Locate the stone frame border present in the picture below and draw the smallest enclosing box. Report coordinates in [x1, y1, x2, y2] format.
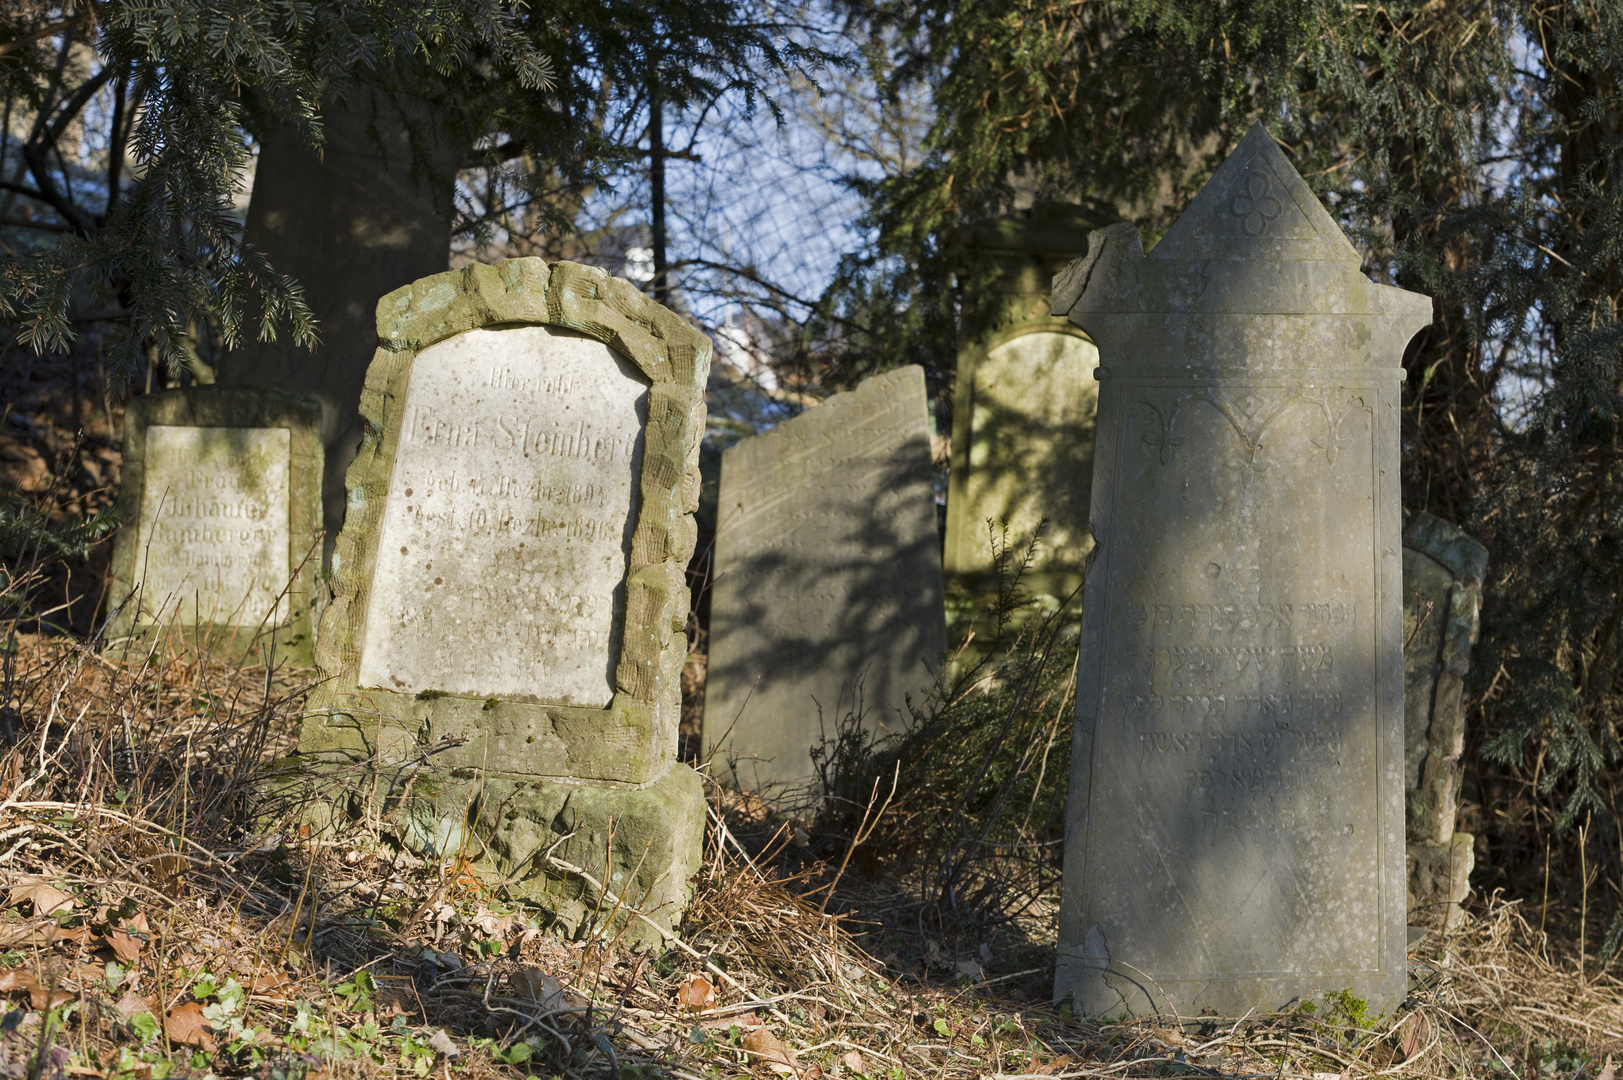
[304, 258, 710, 787]
[107, 386, 324, 663]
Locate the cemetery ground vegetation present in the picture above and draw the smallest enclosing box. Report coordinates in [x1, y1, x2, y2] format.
[0, 537, 1618, 1080]
[0, 477, 1619, 1077]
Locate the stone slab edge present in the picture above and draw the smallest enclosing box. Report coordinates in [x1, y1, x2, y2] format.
[1403, 512, 1486, 875]
[106, 386, 324, 663]
[301, 258, 711, 788]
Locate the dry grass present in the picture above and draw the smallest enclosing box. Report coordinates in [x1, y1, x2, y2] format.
[0, 628, 1613, 1080]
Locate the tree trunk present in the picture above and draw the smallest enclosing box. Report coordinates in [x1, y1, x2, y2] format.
[222, 90, 467, 560]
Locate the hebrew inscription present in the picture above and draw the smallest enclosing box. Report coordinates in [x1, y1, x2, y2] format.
[137, 425, 291, 626]
[358, 326, 647, 705]
[1089, 388, 1381, 978]
[1053, 123, 1431, 1018]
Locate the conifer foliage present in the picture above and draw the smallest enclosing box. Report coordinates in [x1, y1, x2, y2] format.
[0, 0, 826, 390]
[840, 0, 1623, 948]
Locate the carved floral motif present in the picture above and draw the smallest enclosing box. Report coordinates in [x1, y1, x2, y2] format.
[1230, 169, 1284, 237]
[1133, 386, 1370, 478]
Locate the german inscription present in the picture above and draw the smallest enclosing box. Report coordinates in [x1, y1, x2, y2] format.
[357, 326, 648, 705]
[138, 425, 291, 626]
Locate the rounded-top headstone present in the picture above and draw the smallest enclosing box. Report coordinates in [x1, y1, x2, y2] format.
[298, 258, 712, 941]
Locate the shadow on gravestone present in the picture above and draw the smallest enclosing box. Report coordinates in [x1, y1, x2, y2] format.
[1051, 122, 1433, 1019]
[943, 205, 1104, 634]
[1402, 512, 1487, 930]
[291, 259, 710, 943]
[106, 386, 324, 664]
[702, 366, 947, 810]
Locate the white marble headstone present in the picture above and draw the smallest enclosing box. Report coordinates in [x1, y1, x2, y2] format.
[138, 425, 291, 626]
[357, 326, 648, 706]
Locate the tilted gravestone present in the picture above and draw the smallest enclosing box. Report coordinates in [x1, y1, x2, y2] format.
[298, 259, 709, 939]
[1051, 123, 1432, 1018]
[1402, 512, 1487, 927]
[943, 206, 1102, 619]
[703, 367, 946, 799]
[108, 387, 323, 662]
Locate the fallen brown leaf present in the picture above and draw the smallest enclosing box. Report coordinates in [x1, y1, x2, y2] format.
[0, 922, 95, 948]
[742, 1027, 798, 1076]
[104, 912, 150, 965]
[467, 906, 513, 938]
[675, 972, 716, 1011]
[8, 877, 74, 917]
[30, 984, 71, 1009]
[103, 928, 138, 961]
[699, 1009, 761, 1031]
[1398, 1012, 1427, 1061]
[165, 1001, 216, 1052]
[839, 1049, 865, 1076]
[242, 970, 292, 994]
[0, 969, 36, 993]
[0, 968, 69, 1010]
[1599, 1054, 1616, 1080]
[511, 968, 587, 1013]
[114, 992, 157, 1019]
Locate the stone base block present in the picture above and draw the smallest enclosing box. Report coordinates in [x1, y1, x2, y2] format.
[1406, 832, 1474, 929]
[272, 759, 707, 948]
[394, 765, 707, 947]
[482, 766, 707, 944]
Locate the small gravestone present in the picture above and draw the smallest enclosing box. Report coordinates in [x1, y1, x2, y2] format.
[108, 387, 323, 662]
[1403, 512, 1486, 927]
[298, 259, 710, 939]
[1051, 123, 1432, 1018]
[943, 206, 1103, 619]
[703, 366, 946, 799]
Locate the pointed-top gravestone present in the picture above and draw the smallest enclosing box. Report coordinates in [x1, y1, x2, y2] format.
[1148, 125, 1361, 263]
[1051, 123, 1432, 1018]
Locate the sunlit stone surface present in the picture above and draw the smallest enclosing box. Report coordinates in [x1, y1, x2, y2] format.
[138, 425, 291, 626]
[357, 326, 647, 706]
[1052, 123, 1432, 1018]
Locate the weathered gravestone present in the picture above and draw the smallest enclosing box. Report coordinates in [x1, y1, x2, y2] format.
[1403, 512, 1486, 927]
[703, 367, 946, 799]
[943, 206, 1103, 618]
[1051, 123, 1433, 1017]
[298, 259, 709, 939]
[108, 387, 324, 662]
